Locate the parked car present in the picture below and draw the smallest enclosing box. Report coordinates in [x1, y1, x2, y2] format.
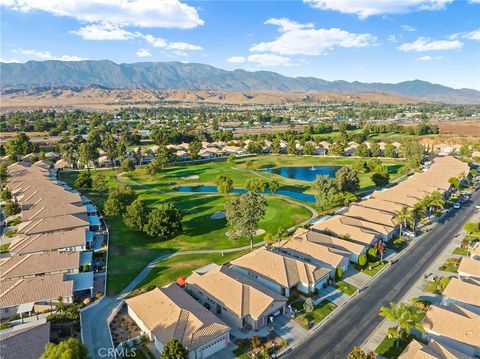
[404, 230, 416, 238]
[475, 204, 480, 209]
[453, 202, 461, 209]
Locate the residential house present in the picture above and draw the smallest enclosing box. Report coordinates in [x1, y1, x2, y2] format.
[421, 304, 480, 358]
[186, 265, 287, 331]
[126, 284, 230, 359]
[442, 278, 480, 314]
[17, 213, 93, 235]
[230, 248, 330, 297]
[399, 339, 471, 359]
[342, 206, 398, 240]
[0, 321, 51, 359]
[458, 257, 480, 280]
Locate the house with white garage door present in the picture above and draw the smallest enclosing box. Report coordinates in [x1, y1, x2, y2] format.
[126, 283, 230, 359]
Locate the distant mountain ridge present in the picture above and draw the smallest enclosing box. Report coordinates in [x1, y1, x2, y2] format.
[1, 60, 479, 104]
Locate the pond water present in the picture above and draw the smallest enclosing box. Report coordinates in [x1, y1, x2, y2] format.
[262, 165, 343, 182]
[173, 185, 316, 203]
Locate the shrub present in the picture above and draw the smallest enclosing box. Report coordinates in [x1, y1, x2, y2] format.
[367, 248, 378, 262]
[0, 188, 12, 201]
[336, 267, 344, 280]
[4, 230, 17, 238]
[92, 174, 108, 192]
[7, 217, 22, 227]
[303, 298, 314, 313]
[73, 171, 92, 189]
[358, 254, 367, 266]
[103, 185, 136, 216]
[3, 200, 21, 217]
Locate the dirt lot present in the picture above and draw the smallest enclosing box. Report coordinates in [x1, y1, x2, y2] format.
[436, 120, 480, 136]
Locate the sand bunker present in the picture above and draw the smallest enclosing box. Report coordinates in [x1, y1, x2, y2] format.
[181, 175, 199, 180]
[225, 229, 265, 237]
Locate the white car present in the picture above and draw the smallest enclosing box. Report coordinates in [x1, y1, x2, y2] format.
[475, 204, 480, 209]
[404, 230, 416, 238]
[453, 202, 461, 209]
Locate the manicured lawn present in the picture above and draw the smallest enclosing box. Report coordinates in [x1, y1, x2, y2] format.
[453, 247, 470, 256]
[135, 251, 249, 291]
[60, 169, 311, 294]
[423, 277, 451, 294]
[294, 300, 337, 329]
[334, 281, 357, 296]
[355, 260, 389, 276]
[375, 335, 414, 359]
[386, 238, 409, 252]
[439, 258, 460, 273]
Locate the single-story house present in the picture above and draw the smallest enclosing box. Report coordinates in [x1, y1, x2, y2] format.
[126, 284, 230, 359]
[442, 278, 480, 314]
[421, 304, 480, 358]
[0, 251, 80, 281]
[0, 274, 74, 319]
[458, 257, 480, 280]
[358, 198, 408, 214]
[311, 215, 381, 247]
[230, 248, 330, 297]
[0, 321, 51, 359]
[399, 339, 471, 359]
[186, 265, 287, 331]
[471, 243, 480, 260]
[8, 227, 91, 256]
[17, 213, 91, 235]
[274, 229, 351, 277]
[343, 205, 398, 233]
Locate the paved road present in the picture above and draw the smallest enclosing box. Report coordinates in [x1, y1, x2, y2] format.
[286, 191, 480, 359]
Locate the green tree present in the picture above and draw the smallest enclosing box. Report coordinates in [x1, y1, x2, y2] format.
[464, 221, 480, 234]
[216, 175, 233, 196]
[371, 165, 390, 187]
[329, 142, 345, 156]
[379, 302, 425, 347]
[0, 164, 10, 184]
[188, 140, 202, 160]
[370, 142, 382, 157]
[347, 347, 376, 359]
[123, 199, 148, 231]
[40, 338, 91, 359]
[3, 200, 21, 217]
[121, 158, 135, 173]
[448, 176, 460, 190]
[225, 192, 267, 248]
[395, 206, 413, 238]
[286, 139, 296, 155]
[144, 203, 183, 240]
[303, 298, 314, 312]
[92, 173, 108, 192]
[226, 154, 236, 165]
[245, 178, 267, 193]
[384, 143, 396, 158]
[459, 144, 472, 158]
[335, 167, 360, 193]
[304, 142, 315, 156]
[352, 160, 368, 173]
[0, 188, 12, 201]
[312, 175, 338, 210]
[272, 139, 281, 155]
[103, 185, 136, 216]
[156, 145, 176, 167]
[78, 142, 98, 172]
[4, 132, 33, 160]
[339, 191, 358, 206]
[73, 171, 92, 189]
[411, 201, 426, 230]
[336, 267, 344, 280]
[268, 180, 280, 194]
[358, 254, 367, 267]
[424, 191, 444, 217]
[402, 141, 424, 172]
[354, 143, 370, 157]
[101, 132, 122, 169]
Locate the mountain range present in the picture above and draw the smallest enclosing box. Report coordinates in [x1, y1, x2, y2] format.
[1, 60, 479, 104]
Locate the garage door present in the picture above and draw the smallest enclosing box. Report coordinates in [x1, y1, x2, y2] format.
[200, 336, 227, 358]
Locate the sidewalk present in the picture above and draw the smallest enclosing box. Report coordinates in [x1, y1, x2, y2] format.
[362, 209, 479, 354]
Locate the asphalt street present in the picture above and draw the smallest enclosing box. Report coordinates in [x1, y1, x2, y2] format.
[286, 190, 480, 359]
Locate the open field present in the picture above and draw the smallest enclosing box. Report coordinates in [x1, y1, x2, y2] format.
[436, 120, 480, 136]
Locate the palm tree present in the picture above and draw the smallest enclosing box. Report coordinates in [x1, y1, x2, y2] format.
[424, 192, 444, 218]
[340, 191, 358, 206]
[379, 302, 425, 347]
[395, 206, 412, 238]
[411, 201, 426, 230]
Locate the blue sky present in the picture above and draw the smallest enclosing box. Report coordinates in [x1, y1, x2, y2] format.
[1, 0, 479, 89]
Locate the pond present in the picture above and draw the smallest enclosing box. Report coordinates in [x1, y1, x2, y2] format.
[173, 185, 316, 203]
[262, 165, 342, 182]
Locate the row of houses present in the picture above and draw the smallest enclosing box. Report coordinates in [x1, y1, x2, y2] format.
[0, 161, 102, 319]
[122, 155, 470, 358]
[312, 155, 470, 248]
[399, 253, 480, 358]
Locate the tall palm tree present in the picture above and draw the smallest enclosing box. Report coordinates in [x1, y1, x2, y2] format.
[395, 206, 412, 238]
[379, 302, 425, 347]
[425, 192, 444, 218]
[411, 201, 426, 230]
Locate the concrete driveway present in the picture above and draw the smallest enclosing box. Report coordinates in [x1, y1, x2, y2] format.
[343, 267, 372, 288]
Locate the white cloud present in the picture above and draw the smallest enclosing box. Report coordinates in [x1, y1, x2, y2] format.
[227, 54, 293, 67]
[464, 28, 480, 40]
[303, 0, 453, 19]
[250, 26, 376, 55]
[136, 48, 151, 57]
[227, 56, 246, 63]
[388, 35, 398, 43]
[12, 48, 87, 61]
[167, 42, 202, 50]
[401, 25, 417, 32]
[264, 18, 314, 32]
[72, 23, 137, 40]
[416, 55, 443, 61]
[398, 37, 463, 51]
[0, 0, 203, 29]
[142, 34, 168, 48]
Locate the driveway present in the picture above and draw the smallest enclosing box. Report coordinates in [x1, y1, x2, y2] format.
[343, 268, 372, 288]
[284, 190, 480, 359]
[316, 287, 350, 306]
[273, 315, 307, 346]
